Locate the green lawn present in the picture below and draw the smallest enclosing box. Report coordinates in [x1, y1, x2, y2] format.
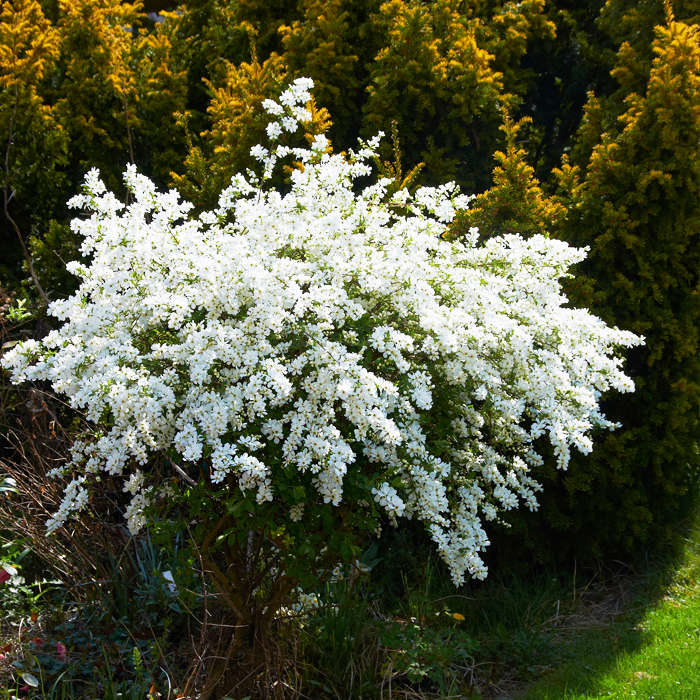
[521, 517, 700, 700]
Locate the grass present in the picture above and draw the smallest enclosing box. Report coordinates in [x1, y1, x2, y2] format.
[2, 513, 700, 699]
[521, 512, 700, 700]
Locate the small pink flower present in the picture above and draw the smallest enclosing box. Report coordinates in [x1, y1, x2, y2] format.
[0, 569, 11, 585]
[56, 641, 67, 661]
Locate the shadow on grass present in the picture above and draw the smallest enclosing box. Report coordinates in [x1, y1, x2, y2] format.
[516, 511, 700, 700]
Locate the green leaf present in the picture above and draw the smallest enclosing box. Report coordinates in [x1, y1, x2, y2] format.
[24, 650, 37, 668]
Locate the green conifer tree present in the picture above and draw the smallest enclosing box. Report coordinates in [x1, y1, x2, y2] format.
[132, 10, 189, 184]
[512, 8, 700, 560]
[172, 50, 287, 207]
[363, 0, 506, 190]
[0, 0, 65, 300]
[55, 0, 144, 191]
[454, 113, 566, 238]
[478, 0, 557, 99]
[279, 0, 364, 145]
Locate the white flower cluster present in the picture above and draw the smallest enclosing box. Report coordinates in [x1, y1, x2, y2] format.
[2, 78, 642, 584]
[45, 476, 89, 534]
[279, 589, 320, 619]
[372, 483, 406, 522]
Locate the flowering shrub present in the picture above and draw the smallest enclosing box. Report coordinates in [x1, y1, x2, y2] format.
[3, 79, 641, 589]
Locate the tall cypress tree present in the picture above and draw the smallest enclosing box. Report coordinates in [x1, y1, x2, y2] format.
[454, 113, 566, 238]
[516, 8, 700, 560]
[455, 5, 700, 565]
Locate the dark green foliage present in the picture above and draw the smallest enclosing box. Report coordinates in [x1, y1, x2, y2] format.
[553, 12, 700, 556]
[489, 9, 700, 565]
[29, 221, 83, 300]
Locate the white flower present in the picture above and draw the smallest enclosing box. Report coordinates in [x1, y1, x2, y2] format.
[289, 504, 304, 522]
[161, 570, 177, 594]
[266, 122, 282, 140]
[336, 379, 353, 400]
[372, 483, 406, 519]
[262, 99, 284, 116]
[123, 470, 145, 494]
[250, 144, 268, 161]
[1, 79, 642, 586]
